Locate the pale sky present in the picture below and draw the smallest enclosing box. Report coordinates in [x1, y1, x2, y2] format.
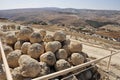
[0, 0, 120, 10]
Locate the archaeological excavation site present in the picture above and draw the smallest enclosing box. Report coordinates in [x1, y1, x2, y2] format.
[0, 25, 119, 80]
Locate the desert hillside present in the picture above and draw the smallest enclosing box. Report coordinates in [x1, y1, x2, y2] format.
[0, 8, 120, 27]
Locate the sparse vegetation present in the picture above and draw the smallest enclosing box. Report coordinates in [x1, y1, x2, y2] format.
[86, 20, 119, 28]
[27, 21, 48, 25]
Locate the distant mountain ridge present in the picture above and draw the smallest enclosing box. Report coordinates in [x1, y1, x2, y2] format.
[0, 7, 120, 27]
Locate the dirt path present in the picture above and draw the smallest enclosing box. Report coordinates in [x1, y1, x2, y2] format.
[83, 44, 120, 65]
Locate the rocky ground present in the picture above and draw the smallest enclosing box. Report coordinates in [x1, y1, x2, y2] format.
[33, 24, 120, 80]
[0, 21, 120, 80]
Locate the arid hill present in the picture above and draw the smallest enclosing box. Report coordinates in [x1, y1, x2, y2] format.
[0, 8, 120, 42]
[0, 7, 120, 28]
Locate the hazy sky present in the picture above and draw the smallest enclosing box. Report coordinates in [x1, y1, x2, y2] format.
[0, 0, 120, 10]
